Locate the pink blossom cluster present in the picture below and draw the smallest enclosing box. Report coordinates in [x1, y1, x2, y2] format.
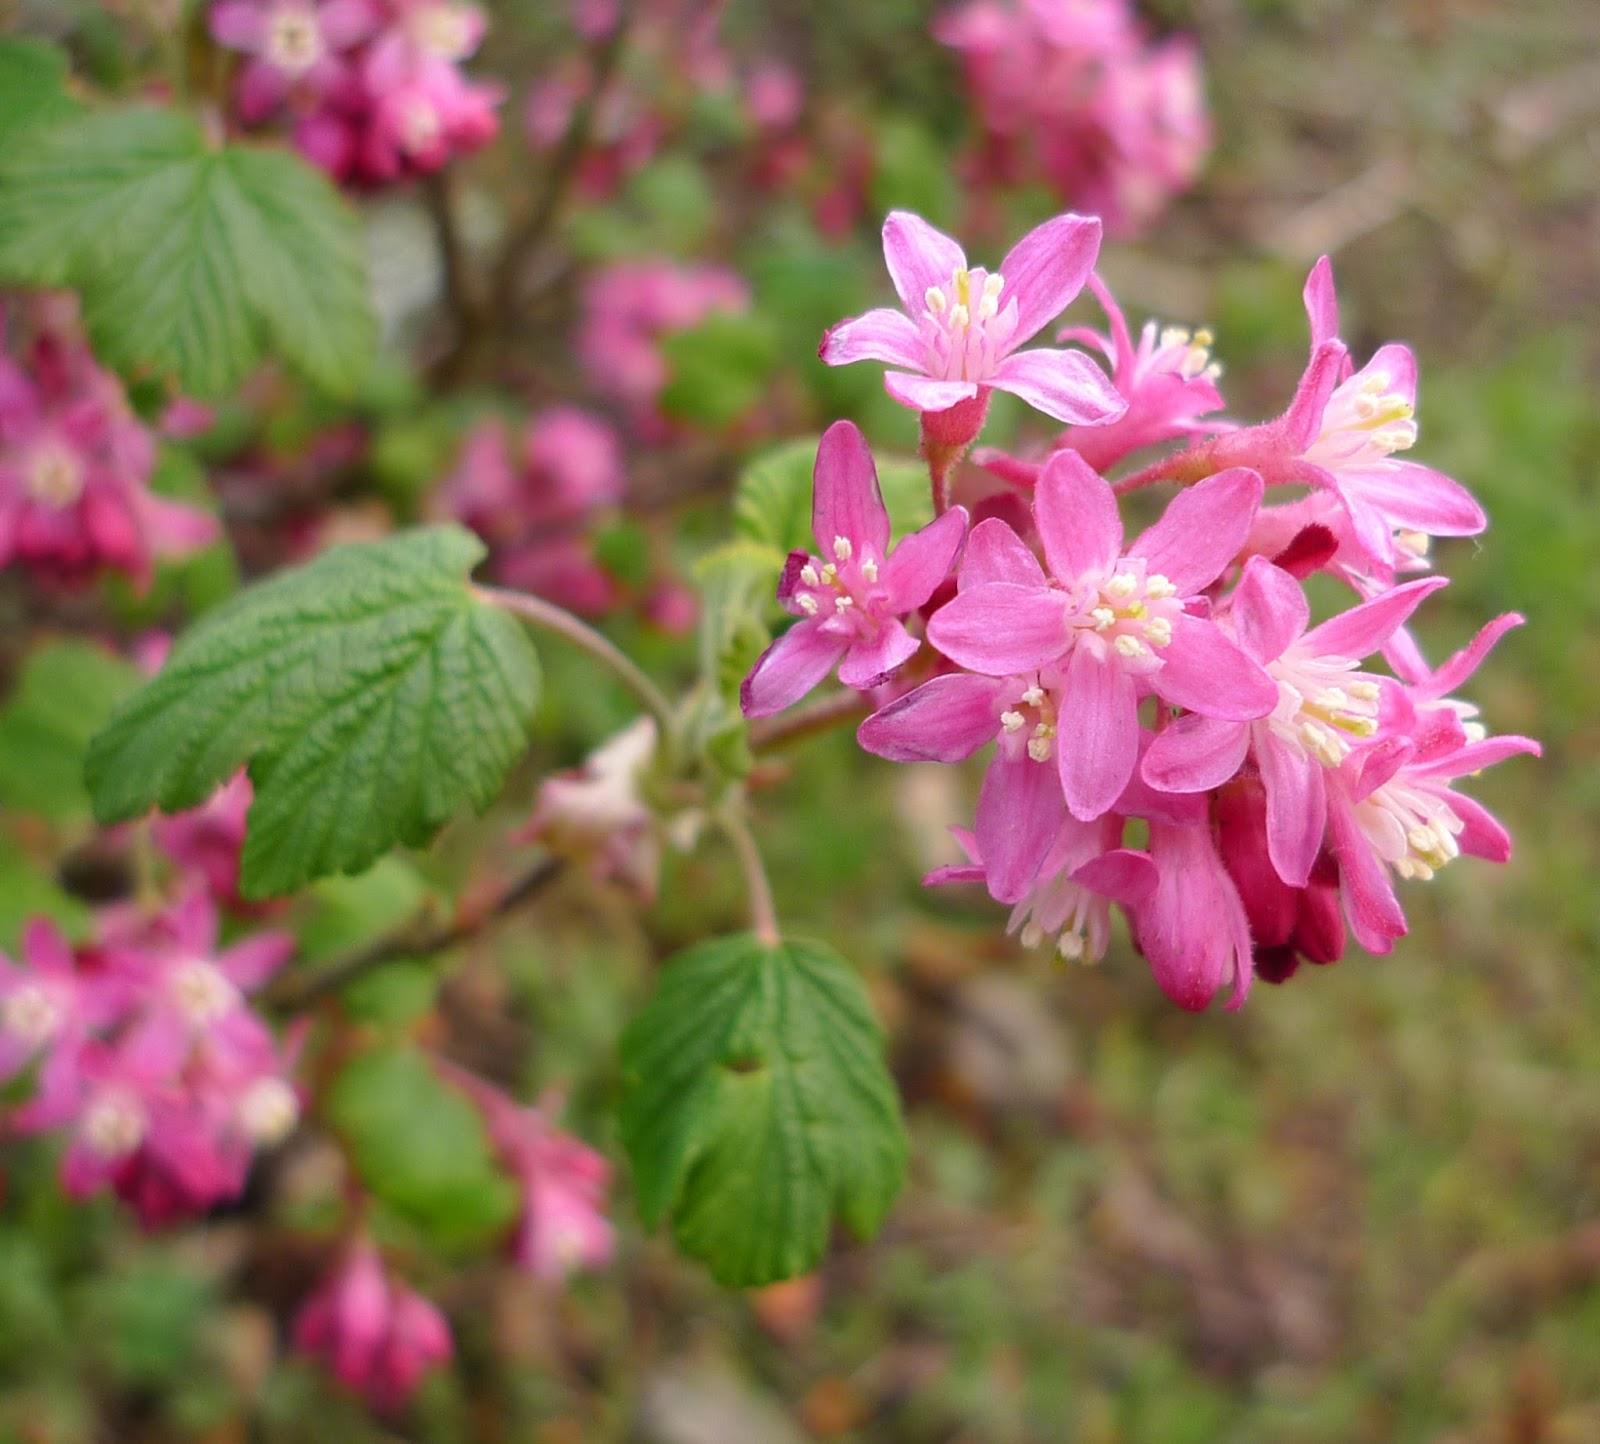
[209, 0, 502, 187]
[744, 210, 1537, 1010]
[935, 0, 1210, 235]
[577, 260, 750, 433]
[1, 894, 300, 1227]
[439, 405, 625, 615]
[0, 296, 218, 587]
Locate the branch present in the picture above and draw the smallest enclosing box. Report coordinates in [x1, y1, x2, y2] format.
[268, 856, 564, 1010]
[748, 688, 872, 752]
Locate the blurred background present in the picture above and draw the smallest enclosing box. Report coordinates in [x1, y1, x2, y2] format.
[2, 0, 1598, 1440]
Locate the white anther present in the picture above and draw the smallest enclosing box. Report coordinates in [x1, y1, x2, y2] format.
[1020, 685, 1045, 707]
[820, 563, 837, 585]
[834, 595, 854, 612]
[800, 564, 820, 587]
[925, 286, 947, 315]
[170, 960, 237, 1028]
[860, 558, 878, 583]
[832, 536, 853, 562]
[1299, 720, 1344, 766]
[1057, 929, 1085, 961]
[1113, 634, 1146, 659]
[1027, 735, 1053, 763]
[982, 272, 1004, 299]
[950, 303, 970, 330]
[1144, 617, 1172, 647]
[1144, 573, 1176, 599]
[1105, 573, 1137, 601]
[1001, 710, 1026, 732]
[240, 1077, 299, 1145]
[1091, 606, 1115, 631]
[1347, 680, 1380, 702]
[797, 594, 819, 616]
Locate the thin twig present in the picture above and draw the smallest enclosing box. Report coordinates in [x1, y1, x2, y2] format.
[269, 857, 565, 1010]
[718, 807, 780, 947]
[748, 688, 871, 752]
[426, 168, 475, 328]
[475, 584, 675, 732]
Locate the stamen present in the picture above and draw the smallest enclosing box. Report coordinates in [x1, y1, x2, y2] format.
[832, 536, 853, 562]
[797, 595, 818, 616]
[860, 558, 878, 583]
[834, 596, 854, 612]
[800, 564, 820, 587]
[925, 286, 947, 315]
[1000, 710, 1026, 733]
[1113, 634, 1146, 659]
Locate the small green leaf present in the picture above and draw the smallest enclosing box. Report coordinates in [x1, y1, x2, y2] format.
[85, 526, 541, 898]
[0, 642, 139, 818]
[0, 838, 90, 953]
[659, 312, 779, 430]
[326, 1045, 518, 1252]
[620, 933, 907, 1286]
[734, 438, 932, 556]
[0, 108, 376, 396]
[0, 38, 83, 147]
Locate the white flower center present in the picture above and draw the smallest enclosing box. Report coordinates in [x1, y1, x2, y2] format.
[1354, 778, 1462, 883]
[998, 677, 1059, 764]
[399, 97, 443, 154]
[2, 982, 63, 1046]
[83, 1092, 145, 1158]
[25, 441, 86, 508]
[1068, 564, 1179, 674]
[265, 6, 326, 74]
[1304, 367, 1417, 468]
[409, 2, 472, 57]
[169, 959, 238, 1027]
[921, 265, 1016, 381]
[1267, 649, 1381, 766]
[1146, 321, 1221, 383]
[792, 536, 885, 635]
[239, 1077, 299, 1144]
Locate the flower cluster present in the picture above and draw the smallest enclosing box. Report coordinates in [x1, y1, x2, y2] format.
[440, 405, 625, 616]
[935, 0, 1210, 235]
[209, 0, 502, 187]
[578, 259, 750, 433]
[2, 894, 300, 1227]
[0, 296, 217, 586]
[746, 209, 1537, 1010]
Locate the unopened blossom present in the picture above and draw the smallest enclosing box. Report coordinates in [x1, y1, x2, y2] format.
[928, 451, 1275, 818]
[0, 306, 218, 586]
[294, 1243, 453, 1412]
[1142, 557, 1447, 886]
[209, 0, 379, 122]
[1132, 818, 1254, 1010]
[820, 210, 1124, 443]
[741, 421, 969, 717]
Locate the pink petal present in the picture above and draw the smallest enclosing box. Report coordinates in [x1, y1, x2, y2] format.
[997, 212, 1102, 345]
[1057, 646, 1139, 820]
[819, 308, 924, 370]
[1140, 714, 1249, 793]
[959, 517, 1046, 591]
[882, 506, 969, 611]
[1329, 797, 1406, 954]
[1449, 791, 1512, 862]
[838, 620, 920, 688]
[1071, 847, 1157, 907]
[209, 1, 265, 48]
[881, 211, 966, 314]
[1343, 461, 1486, 536]
[1405, 734, 1540, 782]
[1152, 615, 1276, 720]
[1130, 466, 1263, 596]
[1259, 732, 1326, 887]
[883, 372, 980, 412]
[1363, 342, 1417, 404]
[926, 582, 1068, 675]
[740, 619, 848, 717]
[236, 59, 291, 124]
[1281, 341, 1349, 451]
[1303, 575, 1449, 660]
[320, 0, 382, 47]
[1229, 556, 1308, 664]
[989, 348, 1125, 425]
[220, 933, 294, 992]
[1034, 449, 1122, 583]
[140, 494, 220, 557]
[811, 420, 890, 556]
[975, 752, 1066, 904]
[22, 918, 75, 976]
[1414, 612, 1524, 701]
[1302, 255, 1339, 349]
[858, 674, 1006, 762]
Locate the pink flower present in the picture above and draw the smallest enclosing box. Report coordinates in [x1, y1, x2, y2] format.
[1142, 558, 1448, 886]
[0, 919, 122, 1086]
[0, 309, 217, 587]
[927, 451, 1275, 818]
[820, 211, 1124, 436]
[741, 422, 969, 717]
[209, 0, 379, 122]
[925, 816, 1154, 963]
[150, 771, 254, 909]
[294, 1243, 453, 1412]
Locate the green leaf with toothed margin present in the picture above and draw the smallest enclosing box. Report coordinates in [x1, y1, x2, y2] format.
[620, 933, 907, 1287]
[84, 526, 540, 899]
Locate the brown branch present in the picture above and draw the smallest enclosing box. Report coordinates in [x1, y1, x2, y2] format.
[748, 688, 872, 753]
[268, 856, 564, 1011]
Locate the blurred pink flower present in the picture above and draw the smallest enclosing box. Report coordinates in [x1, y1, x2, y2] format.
[0, 919, 123, 1087]
[209, 0, 379, 121]
[150, 772, 255, 909]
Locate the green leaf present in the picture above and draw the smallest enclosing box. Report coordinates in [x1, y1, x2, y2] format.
[0, 642, 139, 818]
[0, 107, 375, 397]
[659, 312, 780, 430]
[85, 526, 541, 898]
[325, 1044, 518, 1252]
[734, 438, 932, 556]
[0, 38, 83, 147]
[0, 838, 90, 953]
[620, 933, 907, 1286]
